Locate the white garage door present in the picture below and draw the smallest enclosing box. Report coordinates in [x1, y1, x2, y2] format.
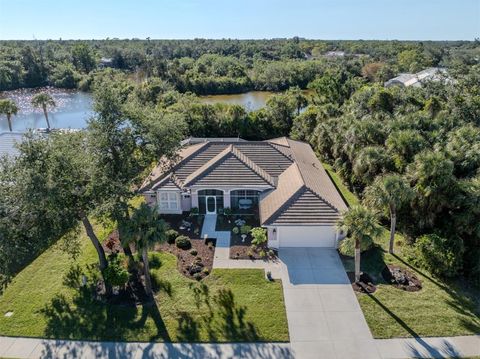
[278, 226, 336, 247]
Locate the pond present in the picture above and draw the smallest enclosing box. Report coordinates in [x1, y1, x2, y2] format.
[198, 91, 275, 112]
[0, 88, 303, 133]
[0, 87, 93, 133]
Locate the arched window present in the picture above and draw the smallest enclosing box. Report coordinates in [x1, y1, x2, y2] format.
[230, 190, 261, 211]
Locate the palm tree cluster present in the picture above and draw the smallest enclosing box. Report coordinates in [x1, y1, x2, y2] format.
[0, 92, 55, 132]
[311, 65, 480, 282]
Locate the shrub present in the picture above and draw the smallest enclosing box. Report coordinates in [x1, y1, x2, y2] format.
[240, 225, 252, 235]
[190, 249, 198, 256]
[223, 207, 232, 218]
[232, 227, 239, 234]
[104, 255, 129, 287]
[202, 267, 210, 275]
[166, 229, 179, 244]
[247, 249, 254, 258]
[175, 235, 192, 250]
[259, 250, 266, 258]
[251, 227, 267, 246]
[189, 207, 199, 216]
[413, 234, 464, 278]
[339, 235, 373, 257]
[194, 273, 203, 281]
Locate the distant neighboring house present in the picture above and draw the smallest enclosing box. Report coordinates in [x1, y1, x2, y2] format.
[384, 67, 450, 88]
[140, 137, 348, 248]
[99, 57, 114, 68]
[0, 132, 23, 158]
[324, 51, 346, 58]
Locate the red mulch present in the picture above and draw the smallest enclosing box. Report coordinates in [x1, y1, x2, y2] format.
[382, 264, 422, 292]
[347, 272, 377, 293]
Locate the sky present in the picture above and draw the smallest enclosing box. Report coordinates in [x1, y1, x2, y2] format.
[0, 0, 478, 41]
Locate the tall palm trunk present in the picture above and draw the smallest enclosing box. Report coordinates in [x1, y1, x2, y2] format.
[7, 114, 12, 132]
[80, 212, 112, 296]
[42, 105, 51, 130]
[354, 237, 361, 283]
[389, 206, 397, 254]
[142, 247, 153, 297]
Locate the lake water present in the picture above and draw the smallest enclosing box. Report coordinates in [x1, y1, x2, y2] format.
[0, 89, 281, 133]
[0, 87, 93, 133]
[199, 91, 275, 111]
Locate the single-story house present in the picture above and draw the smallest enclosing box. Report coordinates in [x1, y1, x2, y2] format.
[140, 137, 348, 248]
[384, 67, 449, 88]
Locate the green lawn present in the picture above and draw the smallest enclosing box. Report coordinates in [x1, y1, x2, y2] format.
[0, 228, 288, 342]
[325, 162, 480, 338]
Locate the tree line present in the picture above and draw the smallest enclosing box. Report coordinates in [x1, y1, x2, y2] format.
[1, 39, 478, 93]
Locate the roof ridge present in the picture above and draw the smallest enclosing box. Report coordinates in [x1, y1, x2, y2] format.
[230, 146, 275, 186]
[140, 141, 210, 192]
[183, 145, 233, 186]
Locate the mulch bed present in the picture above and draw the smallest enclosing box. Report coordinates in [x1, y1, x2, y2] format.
[347, 272, 377, 293]
[157, 238, 215, 281]
[229, 234, 277, 261]
[102, 214, 214, 281]
[382, 264, 422, 292]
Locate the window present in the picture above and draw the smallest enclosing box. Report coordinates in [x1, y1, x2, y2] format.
[230, 190, 260, 211]
[158, 191, 178, 210]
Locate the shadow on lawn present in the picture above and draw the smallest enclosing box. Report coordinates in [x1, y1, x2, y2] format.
[177, 284, 260, 343]
[362, 251, 479, 358]
[392, 254, 480, 332]
[41, 287, 170, 342]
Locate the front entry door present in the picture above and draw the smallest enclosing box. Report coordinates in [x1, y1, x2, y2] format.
[206, 196, 216, 214]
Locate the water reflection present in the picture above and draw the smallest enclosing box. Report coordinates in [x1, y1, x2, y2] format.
[199, 91, 274, 112]
[0, 87, 93, 133]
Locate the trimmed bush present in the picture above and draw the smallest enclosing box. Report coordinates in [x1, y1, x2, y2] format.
[251, 227, 267, 246]
[189, 207, 199, 216]
[175, 235, 192, 250]
[413, 234, 464, 278]
[190, 249, 198, 256]
[232, 227, 239, 234]
[240, 225, 252, 235]
[166, 229, 179, 244]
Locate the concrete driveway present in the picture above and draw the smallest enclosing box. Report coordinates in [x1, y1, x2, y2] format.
[279, 248, 381, 359]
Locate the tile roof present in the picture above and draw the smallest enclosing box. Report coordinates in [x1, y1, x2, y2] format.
[142, 137, 348, 225]
[0, 132, 23, 158]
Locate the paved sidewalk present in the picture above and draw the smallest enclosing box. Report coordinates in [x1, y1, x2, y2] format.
[376, 335, 480, 359]
[0, 336, 293, 359]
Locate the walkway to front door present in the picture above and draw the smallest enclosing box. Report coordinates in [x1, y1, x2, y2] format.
[200, 214, 231, 265]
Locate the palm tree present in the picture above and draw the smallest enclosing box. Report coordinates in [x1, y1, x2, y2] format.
[364, 174, 413, 254]
[122, 203, 168, 297]
[31, 93, 56, 131]
[337, 205, 382, 282]
[0, 99, 19, 132]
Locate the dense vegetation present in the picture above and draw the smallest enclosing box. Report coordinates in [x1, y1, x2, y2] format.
[1, 39, 479, 292]
[1, 39, 479, 93]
